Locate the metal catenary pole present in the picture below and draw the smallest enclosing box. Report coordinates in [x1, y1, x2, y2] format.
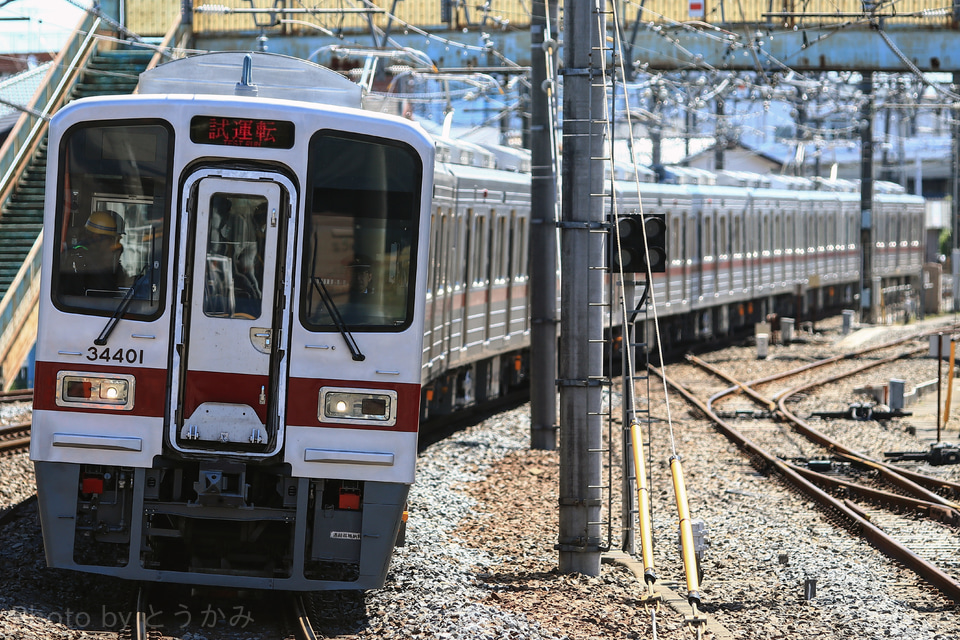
[558, 0, 604, 575]
[860, 74, 875, 324]
[529, 0, 559, 451]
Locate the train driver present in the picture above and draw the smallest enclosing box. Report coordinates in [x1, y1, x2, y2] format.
[349, 259, 374, 298]
[60, 209, 130, 296]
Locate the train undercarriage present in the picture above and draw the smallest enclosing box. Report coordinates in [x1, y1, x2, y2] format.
[34, 460, 408, 590]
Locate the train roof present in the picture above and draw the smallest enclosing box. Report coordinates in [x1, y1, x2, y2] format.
[138, 51, 363, 108]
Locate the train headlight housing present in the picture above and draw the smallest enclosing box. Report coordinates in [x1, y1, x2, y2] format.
[56, 372, 135, 410]
[319, 387, 397, 426]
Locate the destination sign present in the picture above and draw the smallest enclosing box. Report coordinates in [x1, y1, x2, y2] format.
[190, 115, 295, 149]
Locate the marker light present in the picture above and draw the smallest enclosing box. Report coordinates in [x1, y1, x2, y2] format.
[56, 372, 135, 411]
[319, 387, 397, 426]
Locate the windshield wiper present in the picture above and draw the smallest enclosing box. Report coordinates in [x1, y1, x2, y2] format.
[95, 266, 151, 346]
[310, 276, 365, 361]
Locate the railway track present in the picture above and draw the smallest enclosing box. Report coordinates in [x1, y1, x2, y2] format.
[0, 388, 33, 455]
[658, 331, 960, 602]
[0, 422, 31, 455]
[0, 388, 33, 404]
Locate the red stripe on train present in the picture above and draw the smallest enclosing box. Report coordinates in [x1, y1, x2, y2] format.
[35, 362, 421, 432]
[286, 377, 421, 432]
[34, 360, 167, 416]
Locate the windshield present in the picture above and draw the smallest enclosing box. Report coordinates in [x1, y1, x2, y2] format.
[53, 121, 171, 318]
[202, 192, 267, 320]
[300, 131, 422, 332]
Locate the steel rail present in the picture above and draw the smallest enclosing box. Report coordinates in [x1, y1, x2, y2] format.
[0, 388, 32, 403]
[688, 344, 960, 509]
[290, 594, 320, 640]
[775, 356, 960, 506]
[691, 343, 960, 509]
[0, 421, 30, 454]
[0, 435, 30, 454]
[653, 364, 960, 603]
[786, 461, 960, 526]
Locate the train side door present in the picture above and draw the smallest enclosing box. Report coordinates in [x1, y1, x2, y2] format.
[170, 172, 293, 456]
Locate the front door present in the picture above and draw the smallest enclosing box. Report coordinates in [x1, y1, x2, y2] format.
[170, 171, 294, 457]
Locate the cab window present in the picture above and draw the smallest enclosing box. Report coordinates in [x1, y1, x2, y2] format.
[301, 131, 423, 331]
[53, 121, 172, 318]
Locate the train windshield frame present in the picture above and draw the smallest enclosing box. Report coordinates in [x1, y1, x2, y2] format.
[51, 119, 173, 320]
[300, 130, 423, 333]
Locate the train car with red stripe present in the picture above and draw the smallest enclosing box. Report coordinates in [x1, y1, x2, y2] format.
[31, 52, 433, 590]
[611, 170, 925, 341]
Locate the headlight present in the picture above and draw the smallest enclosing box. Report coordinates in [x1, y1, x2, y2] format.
[56, 372, 135, 411]
[319, 387, 397, 426]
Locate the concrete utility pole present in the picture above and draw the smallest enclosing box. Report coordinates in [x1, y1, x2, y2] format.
[860, 74, 876, 324]
[714, 96, 725, 170]
[952, 72, 960, 312]
[558, 0, 604, 575]
[529, 0, 559, 451]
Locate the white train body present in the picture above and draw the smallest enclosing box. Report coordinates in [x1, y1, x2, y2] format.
[32, 53, 432, 590]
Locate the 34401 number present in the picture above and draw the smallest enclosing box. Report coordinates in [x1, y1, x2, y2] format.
[86, 346, 145, 365]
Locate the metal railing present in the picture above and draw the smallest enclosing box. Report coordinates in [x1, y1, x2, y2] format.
[0, 13, 102, 211]
[174, 0, 950, 34]
[0, 234, 42, 387]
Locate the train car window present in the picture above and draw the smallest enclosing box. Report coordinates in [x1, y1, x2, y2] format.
[760, 213, 769, 256]
[427, 209, 439, 296]
[785, 214, 794, 254]
[671, 215, 682, 259]
[474, 214, 488, 286]
[301, 131, 422, 332]
[53, 121, 172, 319]
[202, 193, 267, 318]
[703, 214, 713, 259]
[516, 216, 529, 282]
[502, 214, 510, 281]
[453, 210, 466, 289]
[440, 210, 451, 290]
[733, 216, 743, 259]
[719, 216, 728, 259]
[488, 212, 500, 284]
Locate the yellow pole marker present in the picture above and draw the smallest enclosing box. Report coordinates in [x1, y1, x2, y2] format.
[630, 420, 658, 592]
[944, 340, 956, 425]
[669, 455, 705, 623]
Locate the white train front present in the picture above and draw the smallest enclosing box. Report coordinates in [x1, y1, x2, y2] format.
[31, 52, 433, 590]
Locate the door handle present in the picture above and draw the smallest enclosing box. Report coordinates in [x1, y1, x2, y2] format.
[250, 328, 272, 353]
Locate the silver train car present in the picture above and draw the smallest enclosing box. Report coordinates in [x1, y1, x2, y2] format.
[418, 155, 925, 415]
[31, 51, 925, 591]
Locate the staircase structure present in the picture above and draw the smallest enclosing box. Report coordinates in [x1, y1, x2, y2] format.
[0, 12, 186, 389]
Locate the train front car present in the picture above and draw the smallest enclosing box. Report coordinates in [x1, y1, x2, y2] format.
[30, 53, 434, 590]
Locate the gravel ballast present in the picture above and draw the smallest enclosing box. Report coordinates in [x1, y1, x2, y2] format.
[1, 314, 959, 638]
